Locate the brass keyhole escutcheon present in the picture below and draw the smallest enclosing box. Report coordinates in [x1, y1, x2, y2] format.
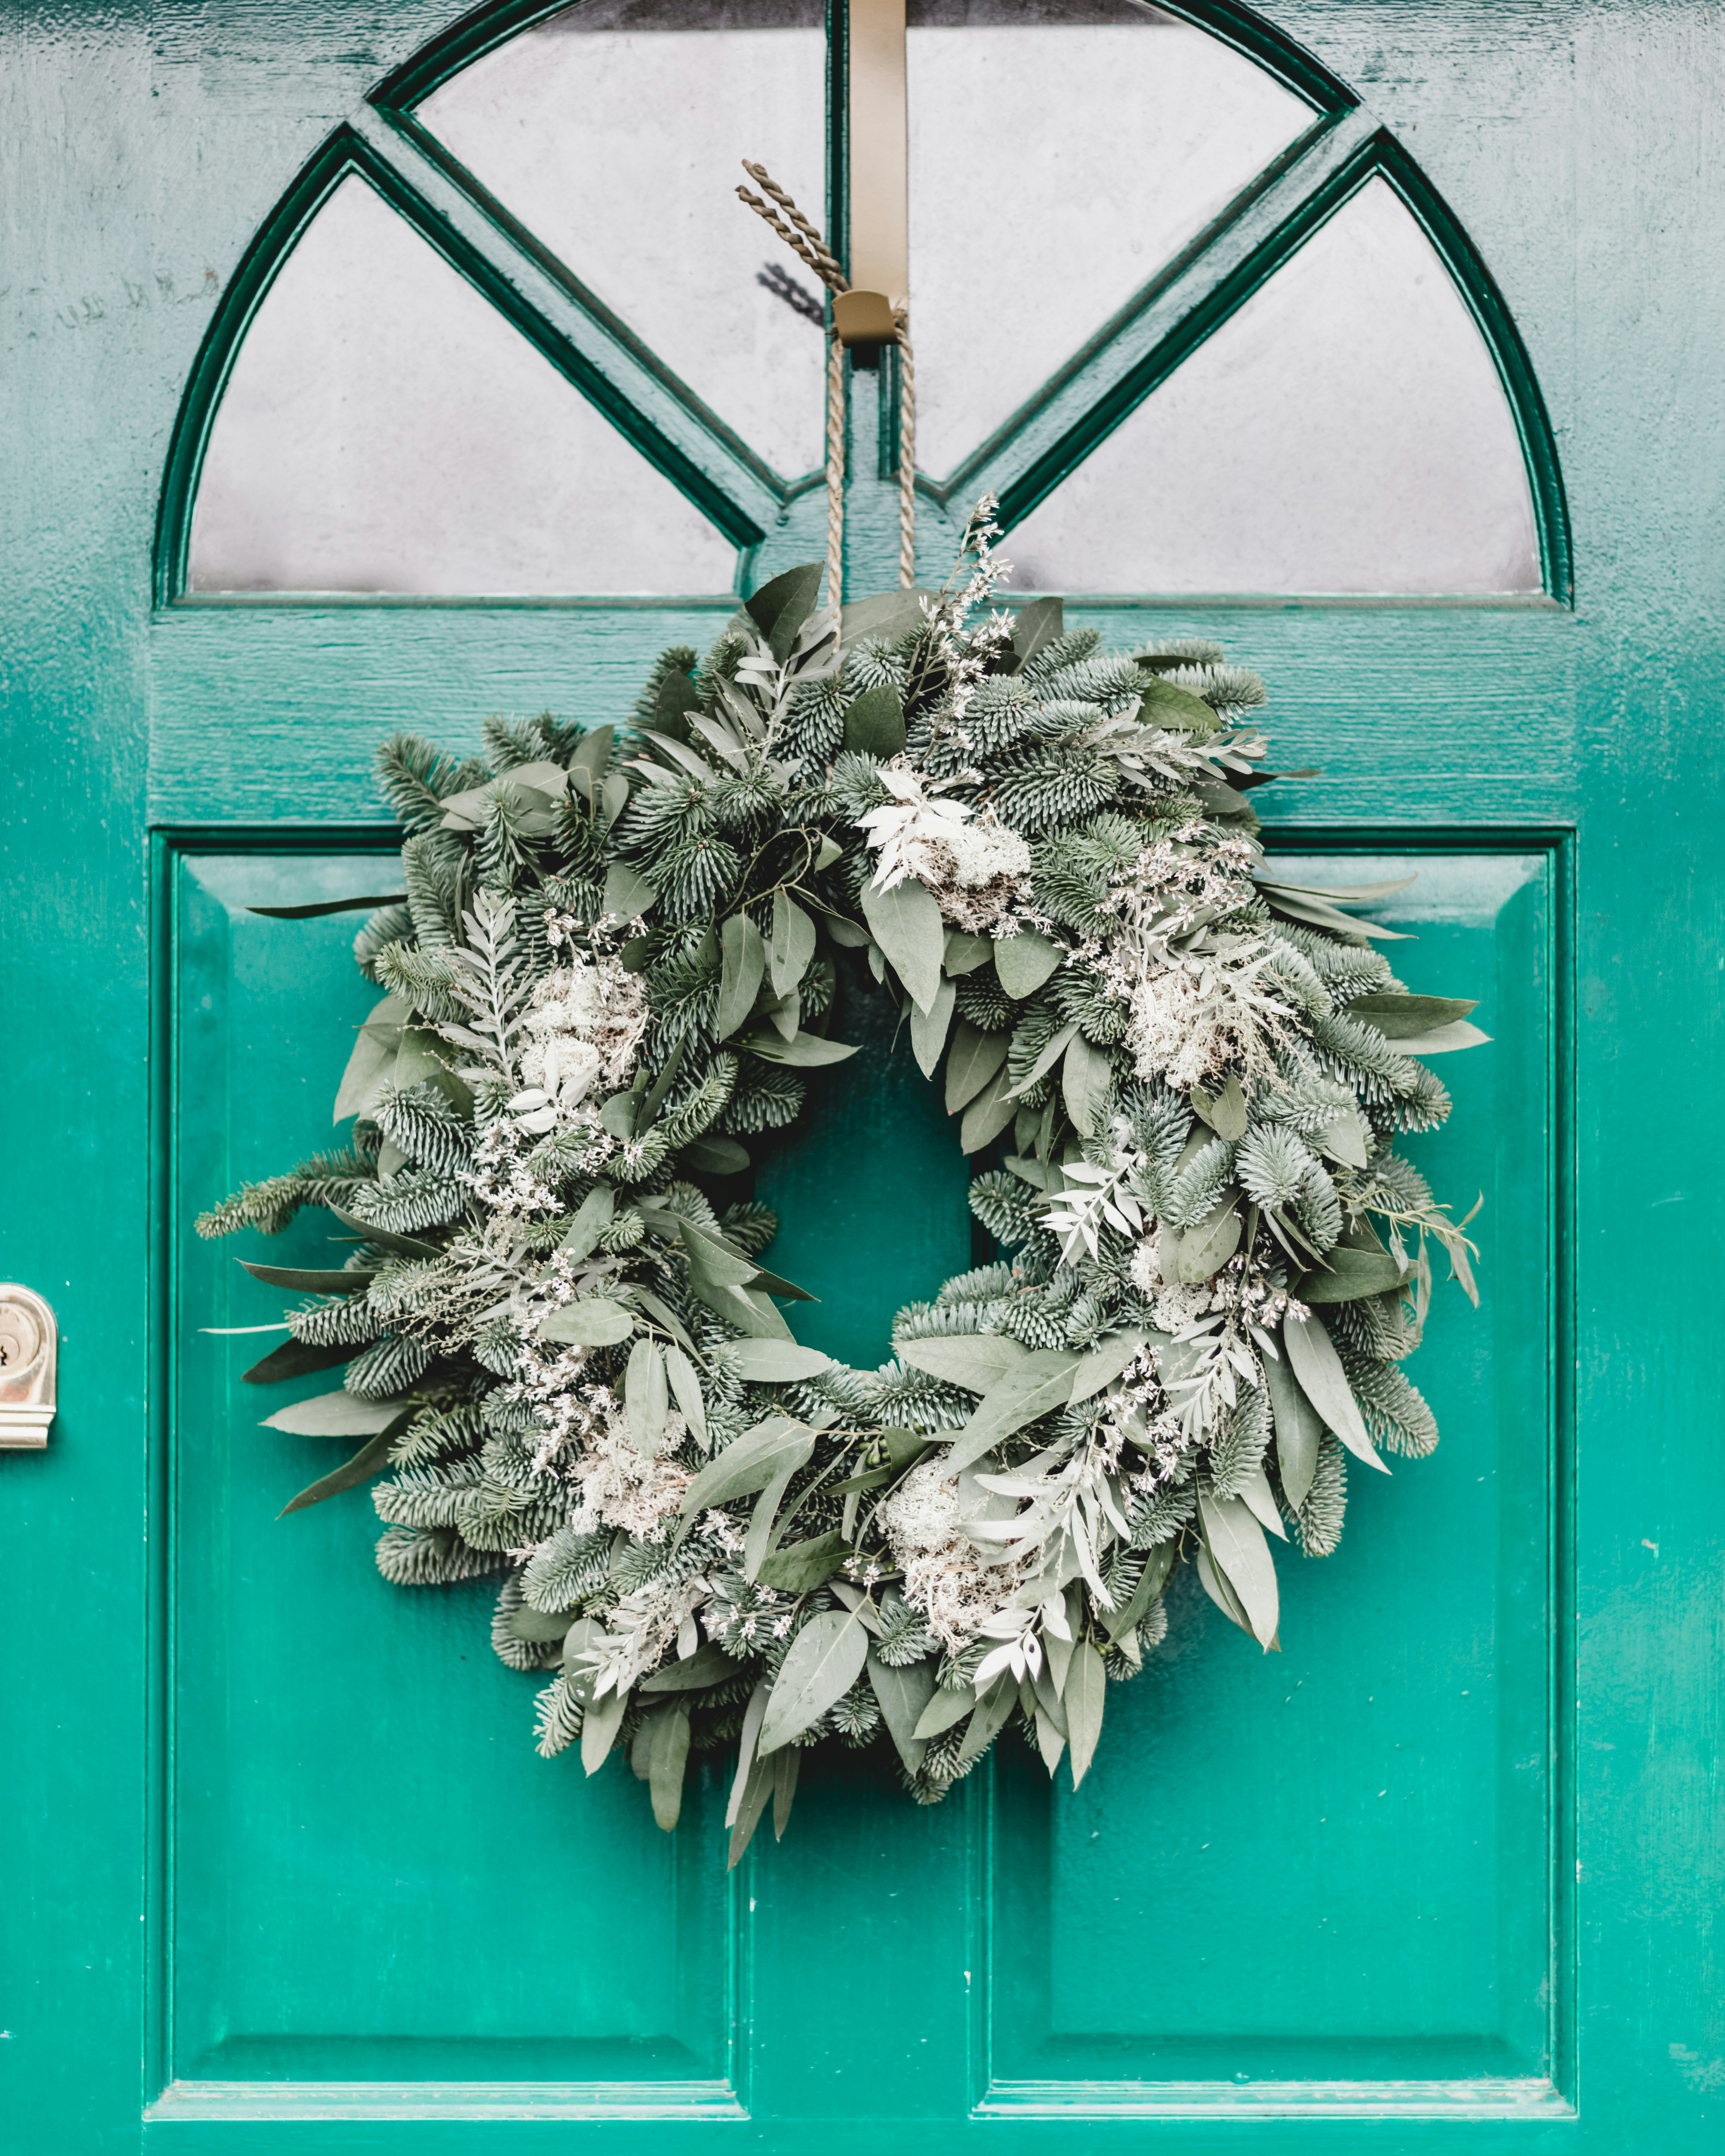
[0, 1285, 57, 1447]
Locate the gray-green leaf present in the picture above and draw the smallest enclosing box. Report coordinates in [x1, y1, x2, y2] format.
[757, 1530, 850, 1593]
[944, 1021, 1009, 1113]
[540, 1297, 635, 1347]
[769, 890, 818, 999]
[680, 1417, 816, 1512]
[262, 1389, 414, 1438]
[896, 1334, 1030, 1394]
[843, 682, 908, 759]
[717, 913, 767, 1040]
[1065, 1642, 1106, 1787]
[1262, 1348, 1323, 1510]
[1198, 1489, 1280, 1649]
[640, 1642, 744, 1693]
[959, 1064, 1018, 1154]
[993, 928, 1062, 999]
[758, 1610, 869, 1754]
[909, 974, 957, 1079]
[1061, 1031, 1112, 1139]
[559, 1182, 615, 1264]
[1283, 1311, 1386, 1472]
[867, 1652, 936, 1775]
[624, 1337, 669, 1454]
[862, 877, 947, 1014]
[945, 1350, 1083, 1473]
[730, 1340, 833, 1383]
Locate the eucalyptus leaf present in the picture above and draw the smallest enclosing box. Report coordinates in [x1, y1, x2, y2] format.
[1296, 1246, 1413, 1305]
[769, 890, 818, 999]
[624, 1337, 669, 1454]
[956, 1677, 1020, 1765]
[248, 892, 405, 920]
[262, 1390, 414, 1438]
[1173, 1199, 1243, 1284]
[730, 1340, 833, 1383]
[717, 913, 767, 1040]
[1065, 1642, 1106, 1787]
[942, 931, 993, 977]
[277, 1427, 402, 1517]
[239, 1260, 373, 1296]
[993, 928, 1062, 999]
[1061, 1031, 1112, 1139]
[559, 1182, 615, 1264]
[912, 1683, 979, 1741]
[945, 1350, 1083, 1473]
[944, 1021, 1009, 1114]
[1316, 1106, 1370, 1170]
[682, 1134, 750, 1175]
[1392, 1020, 1493, 1055]
[1345, 991, 1479, 1037]
[867, 1652, 935, 1775]
[1262, 889, 1410, 941]
[758, 1610, 868, 1754]
[959, 1064, 1018, 1154]
[843, 683, 908, 759]
[1199, 1074, 1248, 1142]
[602, 861, 657, 921]
[1198, 1490, 1280, 1650]
[742, 1460, 801, 1583]
[757, 1530, 850, 1594]
[664, 1343, 707, 1449]
[896, 1334, 1030, 1394]
[1263, 1345, 1324, 1511]
[744, 560, 824, 662]
[1138, 677, 1218, 731]
[1283, 1312, 1386, 1472]
[328, 1206, 440, 1259]
[739, 1028, 859, 1067]
[680, 1418, 815, 1513]
[1009, 1018, 1080, 1099]
[646, 1707, 692, 1832]
[909, 974, 957, 1079]
[540, 1298, 635, 1348]
[1010, 595, 1064, 670]
[1070, 1330, 1147, 1403]
[241, 1337, 354, 1387]
[640, 1642, 744, 1693]
[580, 1685, 627, 1776]
[332, 994, 409, 1123]
[861, 877, 946, 1013]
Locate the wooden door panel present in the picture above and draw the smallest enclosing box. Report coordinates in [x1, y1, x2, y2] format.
[981, 847, 1565, 2117]
[168, 851, 740, 2113]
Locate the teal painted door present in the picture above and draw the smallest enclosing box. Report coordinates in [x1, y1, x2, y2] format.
[5, 6, 1722, 2154]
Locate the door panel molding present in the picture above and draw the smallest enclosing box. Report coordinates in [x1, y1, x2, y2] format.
[965, 834, 1574, 2125]
[151, 835, 753, 2122]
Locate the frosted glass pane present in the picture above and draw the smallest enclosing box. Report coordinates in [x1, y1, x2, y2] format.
[907, 0, 1311, 476]
[1008, 179, 1541, 595]
[418, 0, 828, 480]
[189, 178, 738, 596]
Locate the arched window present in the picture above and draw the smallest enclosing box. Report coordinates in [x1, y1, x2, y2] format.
[169, 0, 1564, 602]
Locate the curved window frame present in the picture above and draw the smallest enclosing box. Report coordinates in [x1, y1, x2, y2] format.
[154, 0, 1571, 609]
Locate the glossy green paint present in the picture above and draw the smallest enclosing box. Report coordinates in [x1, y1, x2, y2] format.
[4, 6, 1722, 2156]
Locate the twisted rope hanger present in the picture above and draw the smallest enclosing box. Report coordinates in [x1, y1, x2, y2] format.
[737, 161, 917, 604]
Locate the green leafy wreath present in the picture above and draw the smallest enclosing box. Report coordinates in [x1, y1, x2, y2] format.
[200, 507, 1484, 1861]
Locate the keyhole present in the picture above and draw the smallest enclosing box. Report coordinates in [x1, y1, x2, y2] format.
[0, 1308, 40, 1371]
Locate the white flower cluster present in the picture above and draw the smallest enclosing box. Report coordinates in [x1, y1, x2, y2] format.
[857, 760, 1032, 931]
[879, 1458, 1029, 1652]
[511, 958, 649, 1134]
